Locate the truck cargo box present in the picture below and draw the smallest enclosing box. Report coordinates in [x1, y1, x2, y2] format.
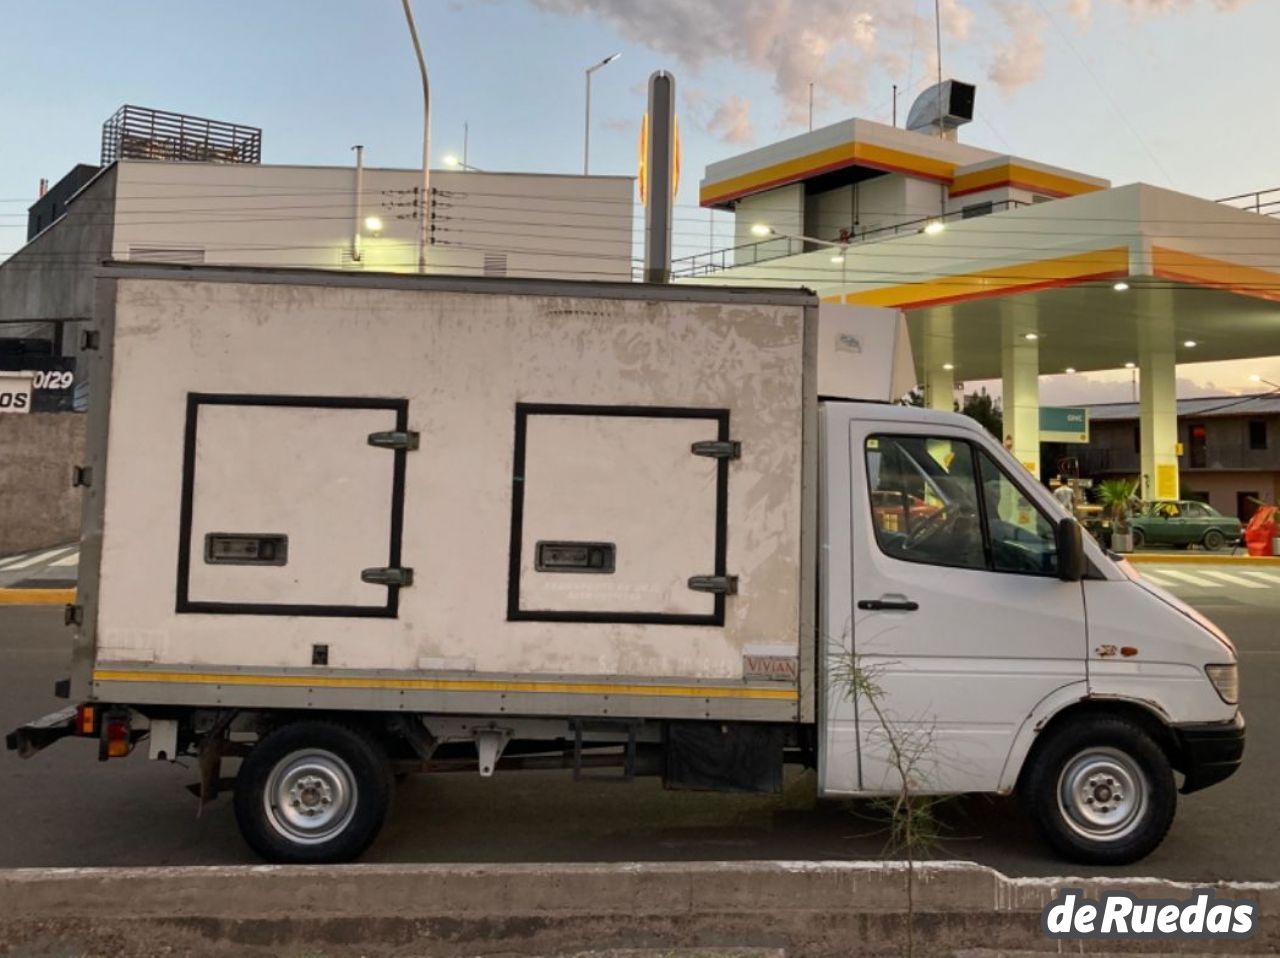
[76, 266, 820, 723]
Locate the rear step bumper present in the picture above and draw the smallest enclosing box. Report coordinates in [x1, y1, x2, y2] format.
[5, 705, 77, 758]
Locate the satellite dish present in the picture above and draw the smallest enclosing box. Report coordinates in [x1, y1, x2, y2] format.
[906, 80, 976, 140]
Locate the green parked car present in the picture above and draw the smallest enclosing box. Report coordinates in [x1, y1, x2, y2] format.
[1131, 500, 1243, 551]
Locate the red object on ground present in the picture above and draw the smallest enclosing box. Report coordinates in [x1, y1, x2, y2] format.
[1244, 505, 1278, 557]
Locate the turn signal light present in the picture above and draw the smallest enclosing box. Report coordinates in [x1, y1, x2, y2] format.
[75, 704, 96, 736]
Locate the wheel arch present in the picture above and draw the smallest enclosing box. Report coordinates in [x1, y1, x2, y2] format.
[1000, 692, 1182, 794]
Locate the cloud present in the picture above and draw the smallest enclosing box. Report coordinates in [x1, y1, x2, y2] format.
[706, 95, 755, 144]
[1039, 374, 1240, 405]
[530, 0, 977, 126]
[530, 0, 1253, 121]
[1068, 0, 1251, 25]
[1065, 0, 1092, 23]
[987, 1, 1046, 92]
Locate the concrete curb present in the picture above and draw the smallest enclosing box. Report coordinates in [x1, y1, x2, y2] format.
[1125, 553, 1280, 566]
[0, 587, 75, 605]
[0, 861, 1276, 956]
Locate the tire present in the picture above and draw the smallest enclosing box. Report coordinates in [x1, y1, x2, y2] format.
[1202, 529, 1226, 551]
[234, 720, 393, 864]
[1131, 528, 1145, 549]
[1021, 716, 1176, 866]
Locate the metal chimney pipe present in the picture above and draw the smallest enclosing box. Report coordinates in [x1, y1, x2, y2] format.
[352, 144, 364, 263]
[643, 71, 676, 284]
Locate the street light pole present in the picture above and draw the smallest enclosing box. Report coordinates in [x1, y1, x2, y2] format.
[584, 53, 620, 175]
[401, 0, 431, 273]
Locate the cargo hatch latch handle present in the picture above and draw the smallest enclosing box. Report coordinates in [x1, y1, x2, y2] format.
[688, 575, 738, 595]
[361, 567, 414, 587]
[368, 430, 420, 451]
[691, 440, 740, 460]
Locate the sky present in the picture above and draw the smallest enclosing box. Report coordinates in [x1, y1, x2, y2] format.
[1, 0, 1278, 402]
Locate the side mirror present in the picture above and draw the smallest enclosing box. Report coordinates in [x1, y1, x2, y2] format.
[1057, 517, 1086, 582]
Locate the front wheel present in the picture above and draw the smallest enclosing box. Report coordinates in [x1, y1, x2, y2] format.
[1202, 529, 1226, 551]
[234, 720, 393, 864]
[1022, 717, 1176, 865]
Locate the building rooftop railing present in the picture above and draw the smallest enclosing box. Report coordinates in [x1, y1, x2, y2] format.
[1216, 187, 1280, 217]
[101, 105, 262, 166]
[671, 200, 1028, 278]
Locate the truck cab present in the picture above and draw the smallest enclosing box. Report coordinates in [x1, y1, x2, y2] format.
[819, 401, 1243, 864]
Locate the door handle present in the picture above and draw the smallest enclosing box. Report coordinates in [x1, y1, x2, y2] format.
[857, 598, 919, 612]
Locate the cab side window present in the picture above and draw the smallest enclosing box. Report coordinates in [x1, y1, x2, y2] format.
[977, 452, 1059, 576]
[864, 435, 986, 571]
[865, 436, 1063, 578]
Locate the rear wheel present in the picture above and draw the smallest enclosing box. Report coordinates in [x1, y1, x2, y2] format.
[1022, 716, 1175, 865]
[234, 720, 392, 864]
[1202, 529, 1226, 551]
[1131, 528, 1145, 549]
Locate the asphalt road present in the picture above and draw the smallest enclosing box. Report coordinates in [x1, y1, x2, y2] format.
[1, 571, 1275, 881]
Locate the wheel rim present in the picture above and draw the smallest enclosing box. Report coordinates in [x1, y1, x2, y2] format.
[1056, 747, 1149, 843]
[263, 749, 359, 846]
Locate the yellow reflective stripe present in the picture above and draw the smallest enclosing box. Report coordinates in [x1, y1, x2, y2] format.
[1152, 246, 1280, 304]
[950, 163, 1104, 198]
[843, 246, 1130, 309]
[0, 588, 76, 605]
[699, 140, 956, 206]
[92, 669, 799, 701]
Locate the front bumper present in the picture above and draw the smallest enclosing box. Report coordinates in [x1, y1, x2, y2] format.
[1175, 711, 1245, 794]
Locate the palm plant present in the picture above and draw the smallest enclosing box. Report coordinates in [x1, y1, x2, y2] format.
[1096, 478, 1140, 533]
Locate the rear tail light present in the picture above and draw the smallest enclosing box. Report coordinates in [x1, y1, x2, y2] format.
[99, 711, 133, 760]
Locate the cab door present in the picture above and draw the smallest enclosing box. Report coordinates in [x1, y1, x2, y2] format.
[824, 419, 1088, 796]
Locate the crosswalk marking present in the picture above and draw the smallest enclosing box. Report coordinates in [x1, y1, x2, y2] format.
[1239, 570, 1280, 585]
[1154, 568, 1223, 588]
[1139, 571, 1175, 587]
[49, 552, 80, 568]
[0, 552, 37, 571]
[1200, 570, 1268, 589]
[0, 546, 74, 572]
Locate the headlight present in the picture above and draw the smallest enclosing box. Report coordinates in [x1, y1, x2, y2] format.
[1205, 664, 1239, 705]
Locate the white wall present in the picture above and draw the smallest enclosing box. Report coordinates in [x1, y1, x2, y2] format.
[734, 184, 804, 264]
[109, 161, 635, 282]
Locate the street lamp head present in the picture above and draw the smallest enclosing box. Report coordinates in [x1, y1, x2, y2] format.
[589, 52, 622, 72]
[750, 223, 773, 237]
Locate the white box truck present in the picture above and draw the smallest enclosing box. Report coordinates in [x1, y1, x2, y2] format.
[7, 265, 1243, 866]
